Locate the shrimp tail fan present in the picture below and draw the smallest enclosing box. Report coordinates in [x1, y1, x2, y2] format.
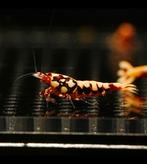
[121, 83, 138, 95]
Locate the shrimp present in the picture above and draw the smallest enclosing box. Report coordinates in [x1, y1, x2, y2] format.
[33, 72, 137, 103]
[117, 60, 147, 84]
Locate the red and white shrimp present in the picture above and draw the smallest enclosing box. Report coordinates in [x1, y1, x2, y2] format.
[117, 60, 147, 84]
[33, 72, 137, 102]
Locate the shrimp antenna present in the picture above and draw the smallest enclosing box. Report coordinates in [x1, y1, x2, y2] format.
[33, 51, 38, 73]
[14, 72, 34, 83]
[14, 50, 38, 84]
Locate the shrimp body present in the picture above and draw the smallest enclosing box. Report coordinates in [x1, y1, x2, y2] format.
[117, 61, 147, 84]
[33, 72, 137, 102]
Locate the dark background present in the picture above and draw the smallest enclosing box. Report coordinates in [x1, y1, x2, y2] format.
[0, 8, 147, 30]
[0, 8, 147, 157]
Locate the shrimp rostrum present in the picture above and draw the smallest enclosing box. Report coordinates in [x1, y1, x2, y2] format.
[33, 72, 137, 103]
[117, 60, 147, 84]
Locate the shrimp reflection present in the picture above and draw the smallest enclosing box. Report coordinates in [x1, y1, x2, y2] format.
[117, 61, 147, 118]
[121, 93, 144, 118]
